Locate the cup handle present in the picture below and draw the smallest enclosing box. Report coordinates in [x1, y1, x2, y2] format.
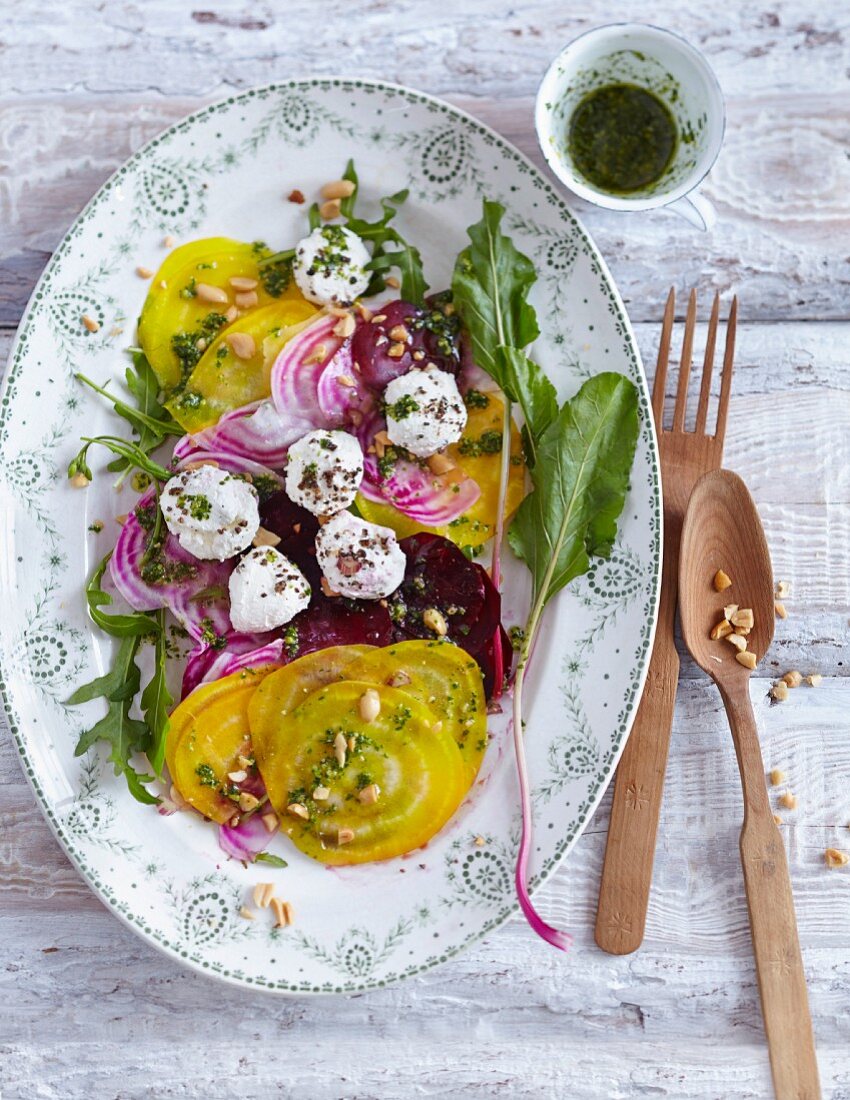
[666, 191, 717, 232]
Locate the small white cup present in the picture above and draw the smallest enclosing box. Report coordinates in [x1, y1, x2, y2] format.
[535, 23, 725, 230]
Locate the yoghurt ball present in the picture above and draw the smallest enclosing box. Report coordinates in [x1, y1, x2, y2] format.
[292, 225, 371, 306]
[228, 546, 311, 633]
[315, 510, 406, 600]
[161, 465, 259, 561]
[383, 365, 467, 458]
[285, 429, 364, 516]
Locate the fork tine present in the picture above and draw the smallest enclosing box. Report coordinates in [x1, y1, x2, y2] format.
[672, 289, 697, 431]
[715, 295, 737, 446]
[695, 292, 720, 435]
[652, 288, 675, 426]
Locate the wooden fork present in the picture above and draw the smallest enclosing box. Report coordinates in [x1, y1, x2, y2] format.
[595, 287, 737, 955]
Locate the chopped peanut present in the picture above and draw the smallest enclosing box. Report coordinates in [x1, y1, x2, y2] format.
[769, 769, 786, 786]
[710, 618, 733, 641]
[358, 688, 381, 723]
[287, 803, 309, 820]
[731, 607, 754, 631]
[423, 608, 448, 636]
[252, 527, 282, 548]
[239, 907, 256, 921]
[825, 848, 849, 869]
[776, 580, 791, 599]
[726, 633, 748, 652]
[196, 282, 229, 305]
[713, 569, 732, 592]
[81, 314, 100, 333]
[771, 681, 789, 702]
[321, 179, 356, 200]
[253, 883, 275, 909]
[723, 603, 739, 621]
[779, 791, 797, 810]
[337, 827, 355, 846]
[226, 331, 256, 360]
[782, 670, 803, 689]
[357, 783, 380, 805]
[319, 198, 342, 220]
[806, 673, 823, 688]
[775, 601, 788, 619]
[736, 651, 758, 670]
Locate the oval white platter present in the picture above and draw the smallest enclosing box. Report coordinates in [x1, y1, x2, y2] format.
[0, 79, 660, 993]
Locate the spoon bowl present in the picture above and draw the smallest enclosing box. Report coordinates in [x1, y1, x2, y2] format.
[679, 469, 775, 682]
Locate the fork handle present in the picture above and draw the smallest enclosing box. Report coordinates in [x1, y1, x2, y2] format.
[594, 623, 679, 954]
[595, 512, 682, 954]
[721, 687, 821, 1100]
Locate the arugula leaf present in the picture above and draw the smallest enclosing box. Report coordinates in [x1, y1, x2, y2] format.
[340, 158, 358, 219]
[68, 435, 172, 485]
[255, 853, 289, 868]
[75, 353, 182, 475]
[140, 608, 172, 778]
[451, 201, 540, 380]
[346, 188, 428, 304]
[494, 347, 558, 467]
[508, 372, 639, 615]
[69, 635, 158, 804]
[85, 554, 160, 638]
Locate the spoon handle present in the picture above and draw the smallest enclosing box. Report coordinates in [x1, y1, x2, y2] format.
[721, 686, 821, 1100]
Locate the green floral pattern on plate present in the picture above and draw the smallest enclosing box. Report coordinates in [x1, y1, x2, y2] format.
[0, 79, 661, 994]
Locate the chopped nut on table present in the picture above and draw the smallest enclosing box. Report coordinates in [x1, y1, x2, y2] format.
[769, 769, 787, 786]
[770, 680, 789, 702]
[824, 848, 849, 869]
[782, 669, 804, 689]
[779, 791, 798, 811]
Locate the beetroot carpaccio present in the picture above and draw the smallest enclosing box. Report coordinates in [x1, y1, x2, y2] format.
[351, 298, 462, 388]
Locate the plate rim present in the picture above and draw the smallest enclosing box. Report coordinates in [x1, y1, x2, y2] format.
[0, 75, 662, 994]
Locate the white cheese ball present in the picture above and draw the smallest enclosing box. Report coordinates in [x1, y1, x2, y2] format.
[384, 365, 467, 458]
[292, 225, 371, 306]
[228, 547, 311, 633]
[161, 465, 260, 561]
[315, 510, 406, 601]
[285, 429, 364, 516]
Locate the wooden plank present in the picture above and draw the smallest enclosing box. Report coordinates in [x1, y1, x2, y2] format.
[0, 89, 848, 325]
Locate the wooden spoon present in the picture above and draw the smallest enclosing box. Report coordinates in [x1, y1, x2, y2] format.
[679, 469, 820, 1100]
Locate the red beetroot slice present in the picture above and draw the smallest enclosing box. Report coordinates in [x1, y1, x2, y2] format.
[393, 533, 501, 657]
[351, 299, 460, 389]
[471, 623, 513, 699]
[258, 490, 321, 588]
[289, 595, 394, 657]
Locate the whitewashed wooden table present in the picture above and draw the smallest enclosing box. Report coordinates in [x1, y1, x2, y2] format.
[1, 3, 848, 1097]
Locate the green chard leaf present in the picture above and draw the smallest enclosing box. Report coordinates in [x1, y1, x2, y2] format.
[140, 608, 172, 778]
[451, 201, 540, 380]
[68, 634, 158, 804]
[494, 346, 558, 466]
[509, 372, 640, 612]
